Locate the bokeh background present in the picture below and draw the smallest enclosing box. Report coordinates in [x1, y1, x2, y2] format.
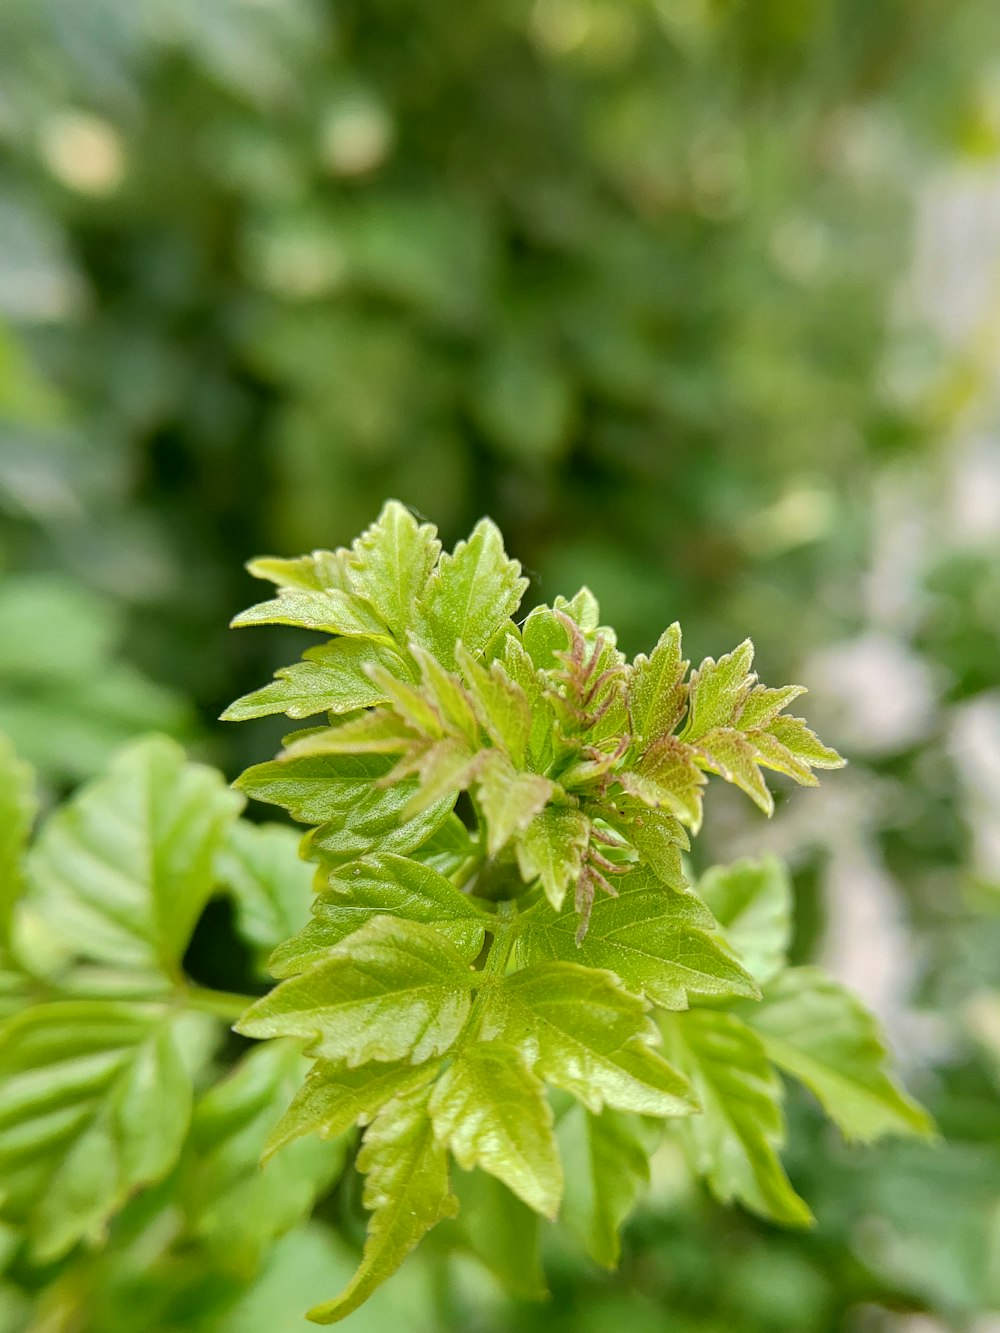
[2, 1, 1000, 1329]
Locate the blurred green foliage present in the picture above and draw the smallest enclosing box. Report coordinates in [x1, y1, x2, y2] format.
[2, 0, 1000, 1328]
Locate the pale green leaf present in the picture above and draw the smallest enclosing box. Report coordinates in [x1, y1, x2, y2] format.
[481, 961, 698, 1116]
[765, 715, 845, 769]
[282, 710, 418, 756]
[428, 1041, 563, 1217]
[0, 1000, 212, 1261]
[628, 623, 688, 746]
[264, 1059, 441, 1161]
[691, 728, 775, 815]
[221, 640, 405, 722]
[660, 1008, 812, 1226]
[246, 550, 351, 593]
[307, 1087, 457, 1324]
[744, 967, 933, 1141]
[515, 805, 590, 911]
[26, 735, 242, 976]
[521, 604, 571, 671]
[600, 800, 688, 887]
[557, 1104, 654, 1267]
[236, 917, 474, 1065]
[517, 868, 758, 1008]
[680, 640, 755, 741]
[231, 589, 392, 642]
[736, 684, 807, 730]
[347, 501, 441, 643]
[216, 821, 313, 972]
[409, 645, 480, 745]
[455, 644, 532, 767]
[267, 854, 490, 976]
[476, 754, 554, 857]
[0, 733, 35, 944]
[698, 856, 791, 987]
[623, 736, 707, 829]
[183, 1040, 347, 1275]
[420, 518, 528, 669]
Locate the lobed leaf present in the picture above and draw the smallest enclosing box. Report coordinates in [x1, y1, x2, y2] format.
[557, 1104, 656, 1267]
[743, 967, 933, 1141]
[481, 961, 698, 1116]
[517, 868, 758, 1009]
[628, 623, 688, 745]
[236, 917, 475, 1065]
[347, 501, 441, 644]
[660, 1008, 812, 1226]
[428, 1041, 563, 1217]
[515, 805, 590, 911]
[221, 640, 405, 722]
[698, 856, 792, 987]
[267, 854, 490, 976]
[307, 1087, 457, 1324]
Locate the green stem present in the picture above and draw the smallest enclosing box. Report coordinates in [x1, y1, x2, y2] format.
[181, 985, 257, 1022]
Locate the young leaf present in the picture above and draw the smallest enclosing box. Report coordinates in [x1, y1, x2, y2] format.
[182, 1040, 347, 1275]
[231, 589, 392, 642]
[517, 868, 759, 1009]
[556, 1104, 655, 1267]
[428, 1041, 563, 1217]
[476, 754, 554, 857]
[622, 737, 707, 829]
[236, 752, 390, 826]
[246, 549, 351, 593]
[743, 967, 934, 1141]
[659, 1008, 813, 1227]
[628, 623, 688, 745]
[698, 856, 792, 987]
[0, 732, 35, 943]
[419, 518, 528, 669]
[0, 1000, 213, 1261]
[454, 644, 532, 767]
[481, 961, 698, 1116]
[307, 1086, 457, 1324]
[236, 916, 475, 1065]
[347, 501, 441, 643]
[216, 821, 313, 973]
[515, 805, 590, 911]
[26, 735, 242, 977]
[680, 640, 756, 741]
[267, 854, 490, 976]
[264, 1058, 442, 1160]
[221, 641, 405, 722]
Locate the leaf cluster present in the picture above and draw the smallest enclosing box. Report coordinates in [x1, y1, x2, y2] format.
[222, 504, 929, 1321]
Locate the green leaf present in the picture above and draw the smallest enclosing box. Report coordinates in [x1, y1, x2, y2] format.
[765, 715, 844, 769]
[455, 644, 532, 767]
[601, 800, 688, 888]
[680, 640, 756, 741]
[267, 854, 490, 976]
[221, 640, 405, 722]
[517, 868, 759, 1009]
[0, 1000, 212, 1261]
[628, 624, 688, 746]
[743, 967, 933, 1141]
[476, 755, 554, 857]
[283, 710, 419, 756]
[246, 550, 352, 593]
[264, 1059, 442, 1160]
[26, 735, 242, 976]
[0, 733, 35, 944]
[736, 684, 807, 730]
[660, 1008, 812, 1226]
[216, 821, 313, 973]
[347, 501, 441, 643]
[231, 589, 392, 642]
[481, 961, 698, 1116]
[307, 1086, 457, 1324]
[623, 737, 707, 829]
[439, 1167, 548, 1298]
[515, 805, 590, 911]
[182, 1040, 347, 1275]
[557, 1104, 654, 1267]
[428, 1041, 563, 1217]
[236, 917, 475, 1065]
[691, 728, 775, 815]
[419, 518, 528, 669]
[698, 856, 792, 987]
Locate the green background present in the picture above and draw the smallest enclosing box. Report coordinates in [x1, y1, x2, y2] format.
[2, 0, 1000, 1328]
